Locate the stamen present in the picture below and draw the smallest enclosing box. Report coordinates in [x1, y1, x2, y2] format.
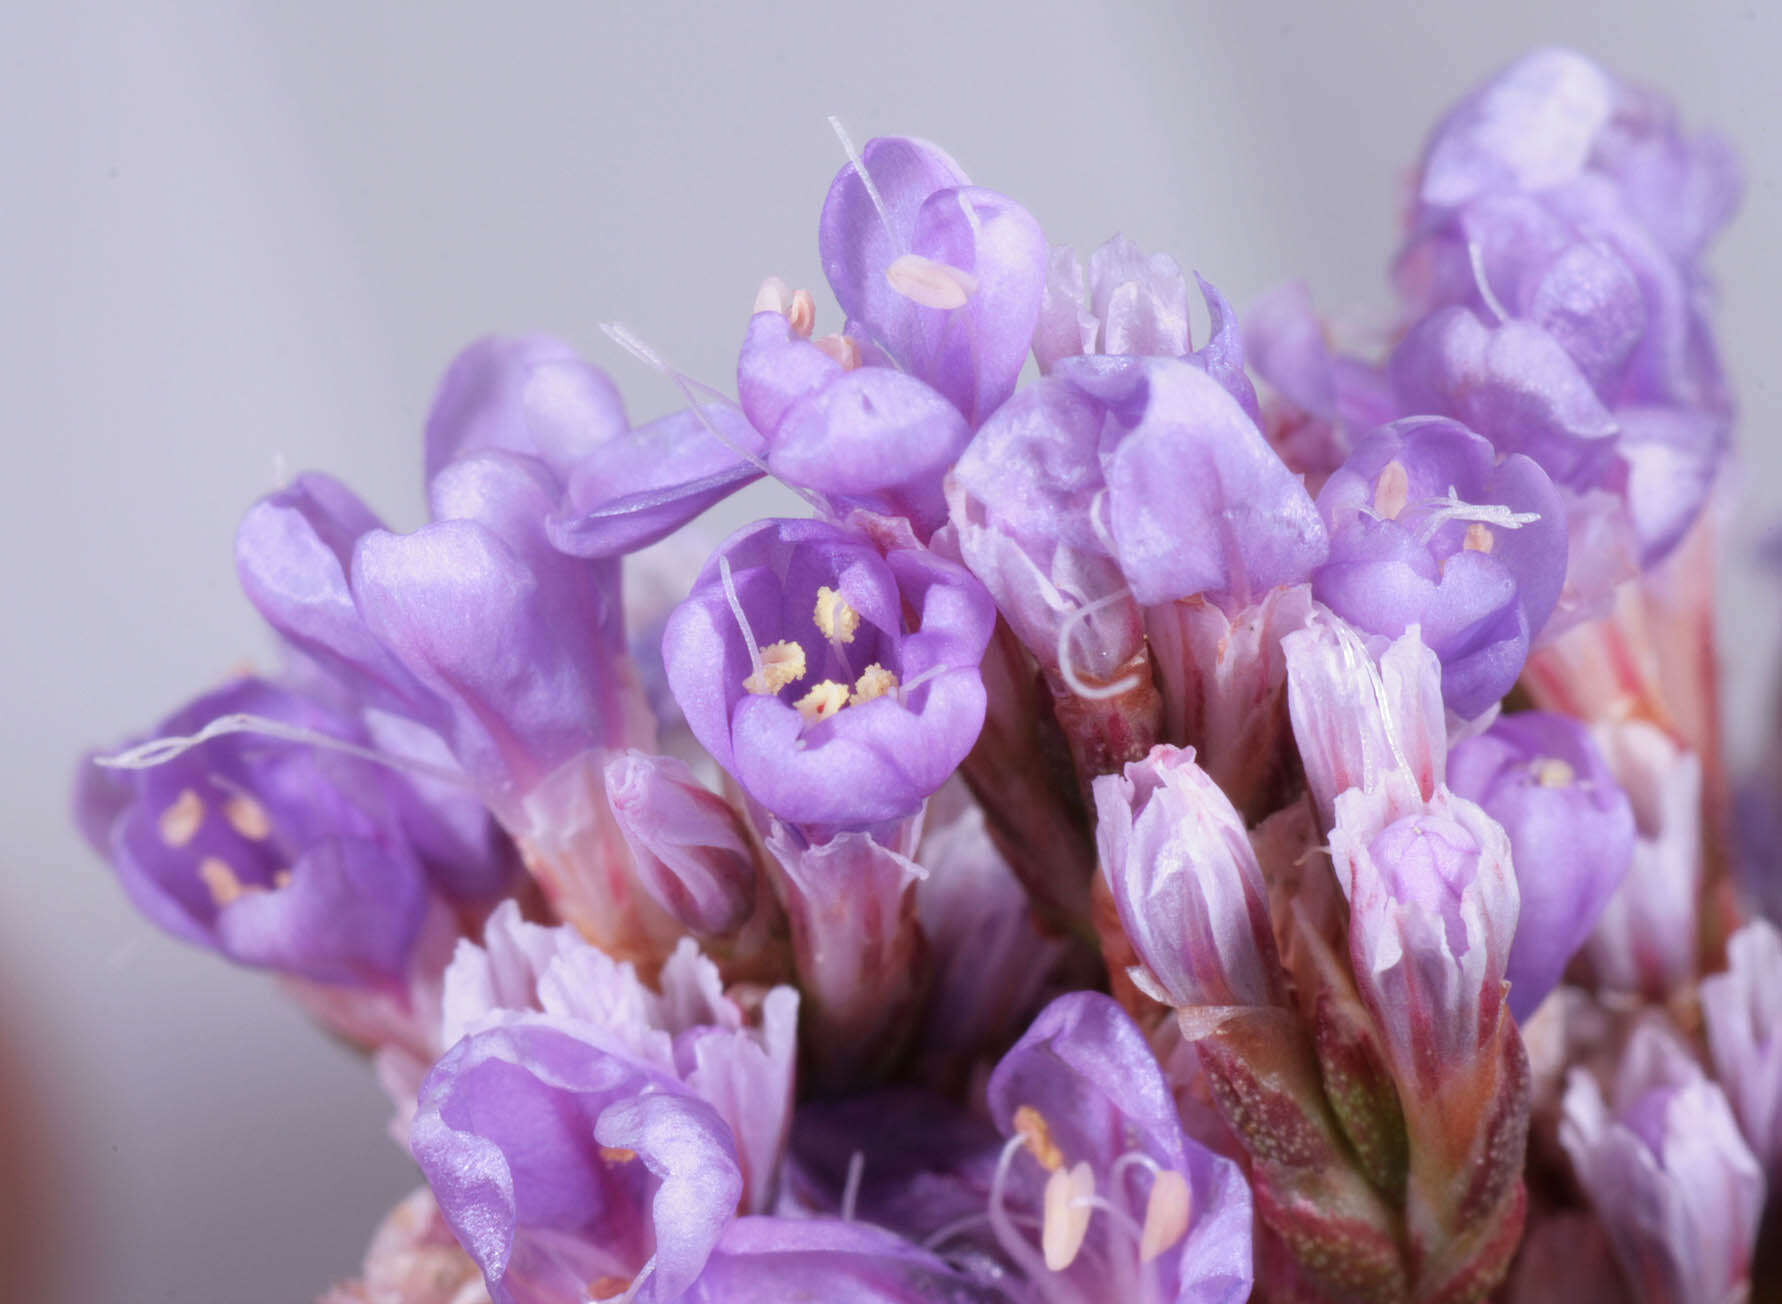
[198, 857, 250, 907]
[598, 1146, 638, 1164]
[987, 1134, 1091, 1304]
[1138, 1169, 1192, 1263]
[813, 586, 860, 643]
[753, 276, 792, 316]
[795, 681, 850, 724]
[1463, 522, 1495, 553]
[95, 714, 472, 789]
[744, 640, 807, 696]
[1042, 1162, 1096, 1271]
[1468, 241, 1512, 326]
[1372, 460, 1411, 520]
[158, 789, 205, 848]
[850, 664, 899, 705]
[1056, 589, 1143, 701]
[812, 333, 862, 369]
[1415, 485, 1540, 547]
[886, 254, 978, 310]
[1014, 1105, 1064, 1171]
[272, 870, 293, 889]
[1533, 757, 1576, 788]
[841, 1149, 865, 1222]
[719, 556, 765, 686]
[895, 663, 949, 705]
[827, 115, 902, 252]
[223, 793, 273, 841]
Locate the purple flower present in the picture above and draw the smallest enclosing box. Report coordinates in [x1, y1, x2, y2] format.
[946, 355, 1326, 682]
[1448, 712, 1635, 1021]
[439, 902, 799, 1215]
[1560, 1020, 1764, 1304]
[75, 678, 433, 984]
[1034, 236, 1192, 370]
[661, 517, 994, 829]
[983, 992, 1254, 1303]
[1700, 919, 1782, 1180]
[603, 750, 760, 937]
[1329, 785, 1519, 1088]
[410, 1018, 742, 1304]
[1093, 745, 1284, 1011]
[736, 303, 969, 537]
[1313, 416, 1567, 717]
[1282, 613, 1449, 830]
[819, 135, 1047, 427]
[1580, 720, 1702, 1000]
[1393, 48, 1740, 564]
[685, 1217, 1005, 1303]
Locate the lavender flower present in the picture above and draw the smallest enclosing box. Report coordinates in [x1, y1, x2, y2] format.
[1560, 1021, 1765, 1304]
[819, 134, 1047, 428]
[1700, 919, 1782, 1179]
[75, 678, 433, 984]
[661, 517, 994, 829]
[1313, 415, 1567, 717]
[1447, 711, 1635, 1020]
[1093, 745, 1284, 1011]
[1034, 235, 1192, 370]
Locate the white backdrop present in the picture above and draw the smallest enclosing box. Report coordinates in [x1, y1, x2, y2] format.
[7, 3, 1779, 1300]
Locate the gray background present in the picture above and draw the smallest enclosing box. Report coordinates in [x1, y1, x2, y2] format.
[6, 3, 1777, 1300]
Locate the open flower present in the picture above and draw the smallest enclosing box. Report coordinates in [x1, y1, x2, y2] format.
[661, 518, 994, 829]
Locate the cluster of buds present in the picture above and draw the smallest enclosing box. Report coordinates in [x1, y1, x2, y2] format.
[76, 47, 1775, 1303]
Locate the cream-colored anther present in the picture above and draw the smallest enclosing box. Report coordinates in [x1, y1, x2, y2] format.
[1139, 1169, 1192, 1262]
[198, 857, 247, 907]
[223, 793, 273, 841]
[814, 586, 861, 643]
[158, 789, 205, 848]
[754, 276, 793, 316]
[744, 641, 807, 696]
[598, 1146, 639, 1164]
[787, 288, 816, 338]
[812, 333, 862, 369]
[587, 1276, 635, 1302]
[1041, 1162, 1096, 1272]
[1014, 1105, 1064, 1172]
[850, 664, 899, 705]
[272, 870, 293, 890]
[795, 680, 850, 724]
[1373, 460, 1411, 520]
[885, 253, 979, 310]
[1534, 757, 1576, 789]
[1463, 522, 1495, 554]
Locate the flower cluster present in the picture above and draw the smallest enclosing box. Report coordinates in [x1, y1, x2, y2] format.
[78, 47, 1776, 1303]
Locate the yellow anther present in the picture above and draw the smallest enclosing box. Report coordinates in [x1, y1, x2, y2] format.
[588, 1276, 635, 1302]
[1373, 460, 1411, 520]
[744, 640, 807, 696]
[1013, 1105, 1064, 1172]
[1139, 1169, 1192, 1262]
[158, 789, 205, 848]
[198, 857, 247, 907]
[598, 1146, 639, 1164]
[814, 587, 860, 643]
[850, 664, 899, 705]
[1534, 757, 1576, 788]
[795, 680, 850, 724]
[1041, 1161, 1096, 1272]
[885, 253, 979, 310]
[223, 793, 273, 841]
[1463, 521, 1495, 553]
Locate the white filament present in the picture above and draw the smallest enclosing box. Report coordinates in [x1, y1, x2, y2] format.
[1056, 589, 1143, 701]
[718, 555, 764, 685]
[841, 1150, 865, 1223]
[828, 115, 902, 253]
[1467, 241, 1512, 326]
[93, 713, 472, 788]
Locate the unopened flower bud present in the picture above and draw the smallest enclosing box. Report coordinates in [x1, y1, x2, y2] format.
[604, 750, 759, 936]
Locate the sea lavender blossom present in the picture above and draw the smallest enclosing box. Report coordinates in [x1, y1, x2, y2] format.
[946, 354, 1326, 690]
[818, 134, 1048, 428]
[1392, 48, 1740, 563]
[1312, 416, 1567, 717]
[75, 677, 437, 984]
[1093, 745, 1284, 1012]
[1700, 919, 1782, 1179]
[1447, 711, 1635, 1020]
[661, 517, 994, 829]
[410, 1017, 743, 1304]
[1560, 1021, 1765, 1304]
